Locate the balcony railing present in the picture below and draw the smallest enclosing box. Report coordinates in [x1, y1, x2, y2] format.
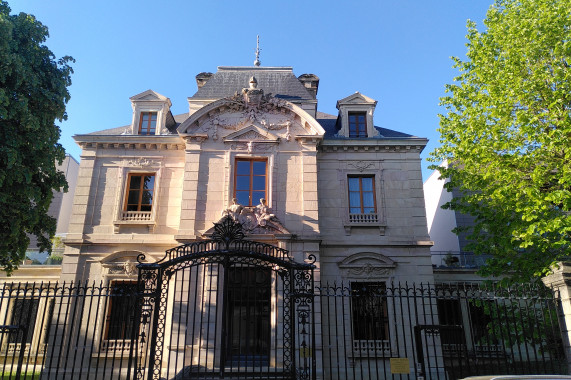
[100, 339, 132, 353]
[431, 251, 491, 269]
[121, 211, 152, 221]
[352, 339, 391, 357]
[348, 213, 379, 224]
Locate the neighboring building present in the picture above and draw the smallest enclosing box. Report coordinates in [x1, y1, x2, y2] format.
[5, 154, 79, 280]
[423, 162, 487, 277]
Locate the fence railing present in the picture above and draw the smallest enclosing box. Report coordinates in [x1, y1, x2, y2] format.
[0, 281, 565, 379]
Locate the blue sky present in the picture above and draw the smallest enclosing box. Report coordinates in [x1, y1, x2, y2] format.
[9, 0, 490, 180]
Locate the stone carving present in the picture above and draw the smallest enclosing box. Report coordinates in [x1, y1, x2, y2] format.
[347, 264, 392, 278]
[221, 198, 243, 221]
[348, 160, 374, 172]
[128, 158, 155, 167]
[107, 261, 137, 275]
[216, 198, 289, 234]
[240, 130, 267, 140]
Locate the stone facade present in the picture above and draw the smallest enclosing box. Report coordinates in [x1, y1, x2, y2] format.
[59, 65, 433, 287]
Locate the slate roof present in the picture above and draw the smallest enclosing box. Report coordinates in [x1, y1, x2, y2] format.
[190, 67, 315, 101]
[316, 111, 415, 139]
[88, 113, 188, 135]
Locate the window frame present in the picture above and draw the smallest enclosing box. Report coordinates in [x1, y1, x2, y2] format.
[349, 281, 391, 358]
[348, 111, 367, 138]
[347, 175, 377, 214]
[2, 295, 54, 356]
[138, 111, 158, 135]
[123, 173, 156, 213]
[233, 158, 268, 207]
[104, 280, 138, 342]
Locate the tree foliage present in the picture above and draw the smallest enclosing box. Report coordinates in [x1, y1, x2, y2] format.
[0, 1, 73, 273]
[430, 0, 571, 282]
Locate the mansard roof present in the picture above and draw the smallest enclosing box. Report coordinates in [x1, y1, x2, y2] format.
[315, 111, 416, 139]
[190, 66, 315, 101]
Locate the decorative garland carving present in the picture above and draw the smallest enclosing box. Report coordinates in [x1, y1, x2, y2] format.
[348, 160, 375, 172]
[347, 264, 392, 277]
[128, 158, 156, 167]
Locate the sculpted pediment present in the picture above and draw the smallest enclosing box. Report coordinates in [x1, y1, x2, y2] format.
[223, 125, 279, 142]
[178, 94, 325, 141]
[336, 92, 377, 106]
[129, 89, 170, 103]
[338, 252, 396, 278]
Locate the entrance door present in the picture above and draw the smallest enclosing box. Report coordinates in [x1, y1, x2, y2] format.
[225, 266, 271, 368]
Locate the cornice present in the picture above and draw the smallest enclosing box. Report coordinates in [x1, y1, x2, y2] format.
[319, 138, 428, 153]
[73, 135, 185, 150]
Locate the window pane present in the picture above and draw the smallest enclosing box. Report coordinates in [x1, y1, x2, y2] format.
[127, 190, 140, 205]
[361, 178, 373, 191]
[143, 176, 155, 190]
[252, 191, 265, 204]
[350, 207, 361, 214]
[252, 176, 265, 191]
[358, 115, 365, 123]
[235, 191, 249, 206]
[349, 115, 356, 122]
[349, 192, 361, 208]
[140, 204, 152, 212]
[236, 161, 251, 175]
[363, 207, 375, 214]
[348, 177, 360, 191]
[252, 161, 266, 175]
[129, 175, 141, 189]
[141, 190, 153, 205]
[236, 176, 250, 191]
[362, 192, 374, 208]
[141, 114, 150, 123]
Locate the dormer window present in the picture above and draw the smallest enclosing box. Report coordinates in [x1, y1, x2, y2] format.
[335, 92, 379, 138]
[129, 90, 174, 135]
[349, 112, 367, 138]
[138, 112, 157, 135]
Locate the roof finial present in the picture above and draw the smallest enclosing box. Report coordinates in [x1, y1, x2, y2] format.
[254, 35, 261, 67]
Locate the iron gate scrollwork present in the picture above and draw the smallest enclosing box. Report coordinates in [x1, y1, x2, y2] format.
[129, 216, 315, 380]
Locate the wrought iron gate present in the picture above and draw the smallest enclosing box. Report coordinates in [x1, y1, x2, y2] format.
[130, 216, 316, 380]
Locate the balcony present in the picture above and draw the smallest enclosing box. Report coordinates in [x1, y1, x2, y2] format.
[344, 213, 386, 235]
[431, 251, 491, 269]
[121, 211, 152, 221]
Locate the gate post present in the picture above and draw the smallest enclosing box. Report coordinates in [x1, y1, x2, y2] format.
[543, 261, 571, 374]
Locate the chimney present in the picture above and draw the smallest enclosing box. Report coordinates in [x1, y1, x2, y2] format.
[195, 72, 213, 89]
[298, 74, 320, 98]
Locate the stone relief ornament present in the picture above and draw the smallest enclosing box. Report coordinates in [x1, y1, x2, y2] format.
[218, 198, 289, 234]
[107, 261, 137, 275]
[128, 158, 155, 167]
[347, 264, 392, 278]
[348, 160, 375, 172]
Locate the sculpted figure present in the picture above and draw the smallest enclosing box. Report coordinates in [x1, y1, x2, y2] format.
[255, 198, 278, 227]
[222, 198, 244, 221]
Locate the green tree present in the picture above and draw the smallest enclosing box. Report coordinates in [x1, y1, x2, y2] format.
[430, 0, 571, 282]
[0, 1, 73, 274]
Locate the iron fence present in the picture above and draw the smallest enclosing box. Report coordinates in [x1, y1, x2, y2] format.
[318, 281, 566, 380]
[0, 281, 565, 379]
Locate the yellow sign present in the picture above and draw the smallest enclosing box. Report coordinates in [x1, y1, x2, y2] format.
[299, 347, 312, 358]
[390, 358, 410, 374]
